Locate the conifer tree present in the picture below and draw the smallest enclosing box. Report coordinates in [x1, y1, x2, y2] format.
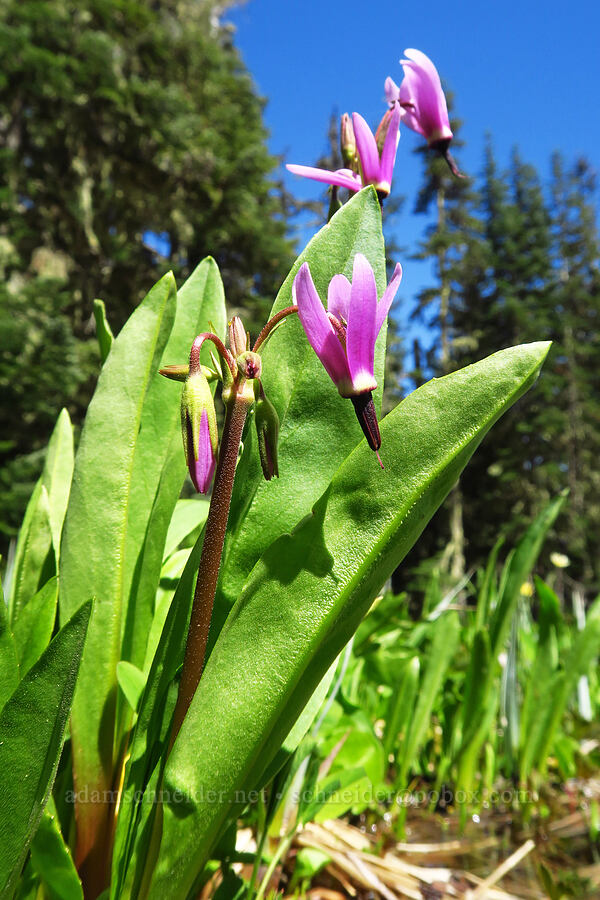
[547, 153, 600, 585]
[457, 144, 556, 564]
[408, 109, 480, 579]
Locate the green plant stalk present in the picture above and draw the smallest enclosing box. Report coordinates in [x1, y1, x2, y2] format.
[254, 830, 296, 900]
[169, 390, 251, 746]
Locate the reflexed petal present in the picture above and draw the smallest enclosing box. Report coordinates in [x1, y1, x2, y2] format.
[404, 48, 443, 85]
[400, 49, 452, 142]
[375, 262, 403, 335]
[293, 263, 352, 391]
[346, 254, 378, 392]
[352, 113, 381, 185]
[286, 164, 362, 192]
[190, 409, 216, 494]
[327, 273, 352, 323]
[398, 66, 425, 137]
[385, 76, 400, 105]
[379, 104, 401, 189]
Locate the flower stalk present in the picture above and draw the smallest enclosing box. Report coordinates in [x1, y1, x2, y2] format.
[169, 384, 251, 746]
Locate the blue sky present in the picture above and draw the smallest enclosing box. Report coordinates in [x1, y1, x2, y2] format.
[226, 0, 599, 361]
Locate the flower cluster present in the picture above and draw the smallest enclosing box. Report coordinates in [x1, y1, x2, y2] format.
[287, 48, 460, 196]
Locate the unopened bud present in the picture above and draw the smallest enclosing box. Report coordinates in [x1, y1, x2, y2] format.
[340, 113, 357, 169]
[255, 391, 279, 480]
[374, 108, 394, 158]
[181, 371, 219, 493]
[237, 351, 262, 380]
[228, 316, 248, 357]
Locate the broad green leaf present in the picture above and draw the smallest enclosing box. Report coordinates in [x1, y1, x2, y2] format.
[12, 576, 58, 677]
[0, 602, 91, 897]
[30, 799, 83, 900]
[0, 585, 18, 712]
[490, 493, 565, 656]
[117, 662, 146, 713]
[120, 258, 226, 680]
[8, 481, 52, 624]
[59, 272, 177, 870]
[213, 188, 388, 637]
[147, 342, 550, 897]
[93, 298, 114, 363]
[41, 408, 74, 566]
[162, 499, 210, 561]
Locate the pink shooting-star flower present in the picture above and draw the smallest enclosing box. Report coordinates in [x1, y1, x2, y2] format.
[292, 253, 402, 456]
[386, 48, 462, 176]
[286, 104, 401, 200]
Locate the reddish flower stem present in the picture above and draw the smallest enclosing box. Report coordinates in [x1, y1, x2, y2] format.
[168, 389, 250, 748]
[190, 332, 236, 377]
[252, 306, 298, 352]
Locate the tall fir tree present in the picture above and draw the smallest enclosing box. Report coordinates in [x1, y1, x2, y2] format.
[405, 106, 481, 581]
[457, 143, 557, 567]
[547, 153, 600, 586]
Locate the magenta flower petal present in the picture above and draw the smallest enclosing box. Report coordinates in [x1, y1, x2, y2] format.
[286, 164, 362, 193]
[399, 48, 453, 144]
[327, 274, 352, 323]
[379, 104, 401, 190]
[188, 408, 216, 494]
[293, 263, 352, 393]
[346, 254, 378, 393]
[351, 113, 381, 185]
[375, 262, 403, 335]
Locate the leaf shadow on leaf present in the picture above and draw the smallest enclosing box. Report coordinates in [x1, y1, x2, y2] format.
[234, 489, 335, 596]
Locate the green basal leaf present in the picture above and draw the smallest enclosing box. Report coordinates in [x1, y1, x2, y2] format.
[42, 408, 74, 567]
[12, 576, 58, 678]
[0, 602, 91, 897]
[117, 661, 147, 714]
[59, 271, 177, 871]
[0, 583, 19, 712]
[62, 258, 226, 884]
[8, 480, 52, 625]
[147, 342, 550, 897]
[162, 499, 210, 562]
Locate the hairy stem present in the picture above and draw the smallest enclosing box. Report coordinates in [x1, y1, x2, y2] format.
[169, 391, 249, 747]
